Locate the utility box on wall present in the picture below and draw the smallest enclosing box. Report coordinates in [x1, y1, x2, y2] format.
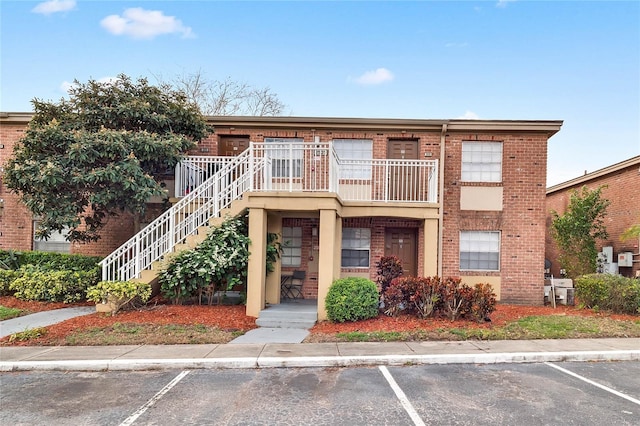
[618, 252, 633, 267]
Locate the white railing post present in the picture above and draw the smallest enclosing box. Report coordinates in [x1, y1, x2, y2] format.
[384, 160, 389, 202]
[249, 143, 254, 192]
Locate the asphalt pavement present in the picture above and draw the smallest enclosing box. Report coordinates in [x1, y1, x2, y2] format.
[1, 307, 639, 372]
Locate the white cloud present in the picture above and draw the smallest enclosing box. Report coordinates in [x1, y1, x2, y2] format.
[32, 0, 76, 15]
[496, 0, 516, 8]
[352, 68, 394, 85]
[458, 110, 480, 120]
[100, 8, 195, 40]
[445, 42, 469, 48]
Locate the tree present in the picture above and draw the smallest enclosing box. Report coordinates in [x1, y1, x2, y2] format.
[4, 74, 209, 243]
[551, 185, 610, 279]
[621, 219, 640, 242]
[159, 70, 286, 116]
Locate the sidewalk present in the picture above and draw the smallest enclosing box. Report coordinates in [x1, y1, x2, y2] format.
[2, 338, 639, 372]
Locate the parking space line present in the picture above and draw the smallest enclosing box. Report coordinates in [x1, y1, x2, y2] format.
[379, 366, 426, 426]
[545, 362, 640, 406]
[119, 370, 191, 426]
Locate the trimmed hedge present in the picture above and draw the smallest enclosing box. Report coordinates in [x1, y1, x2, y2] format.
[575, 274, 640, 315]
[0, 250, 102, 272]
[325, 277, 380, 323]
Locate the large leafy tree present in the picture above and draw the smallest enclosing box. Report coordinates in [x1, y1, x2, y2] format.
[551, 185, 610, 278]
[4, 74, 209, 242]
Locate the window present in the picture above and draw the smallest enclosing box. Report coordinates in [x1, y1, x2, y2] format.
[264, 137, 303, 178]
[461, 142, 502, 182]
[460, 231, 500, 271]
[281, 227, 302, 267]
[333, 139, 373, 179]
[33, 221, 70, 253]
[341, 228, 371, 267]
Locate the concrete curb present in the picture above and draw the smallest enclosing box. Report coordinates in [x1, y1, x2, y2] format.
[2, 350, 639, 372]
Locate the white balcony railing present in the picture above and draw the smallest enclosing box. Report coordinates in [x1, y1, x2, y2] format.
[103, 142, 438, 281]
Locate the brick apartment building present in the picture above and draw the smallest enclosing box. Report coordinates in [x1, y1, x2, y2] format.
[546, 156, 640, 279]
[1, 113, 562, 318]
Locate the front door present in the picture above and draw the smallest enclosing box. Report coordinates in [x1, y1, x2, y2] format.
[384, 228, 417, 277]
[219, 136, 250, 156]
[387, 139, 419, 201]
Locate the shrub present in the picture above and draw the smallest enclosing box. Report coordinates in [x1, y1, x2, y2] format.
[383, 275, 496, 322]
[383, 276, 441, 319]
[0, 250, 101, 272]
[325, 277, 380, 322]
[469, 283, 497, 322]
[9, 268, 97, 303]
[86, 281, 152, 315]
[0, 269, 22, 296]
[440, 277, 473, 321]
[376, 256, 403, 293]
[159, 216, 250, 305]
[576, 274, 640, 315]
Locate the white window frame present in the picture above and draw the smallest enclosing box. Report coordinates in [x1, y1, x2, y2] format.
[333, 139, 373, 180]
[281, 226, 302, 267]
[264, 137, 303, 178]
[341, 228, 371, 268]
[33, 220, 71, 253]
[459, 231, 500, 271]
[461, 141, 503, 182]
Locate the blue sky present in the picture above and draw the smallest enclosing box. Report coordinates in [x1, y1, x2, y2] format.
[1, 0, 638, 186]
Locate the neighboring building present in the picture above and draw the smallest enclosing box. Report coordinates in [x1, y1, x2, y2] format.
[546, 156, 640, 279]
[1, 113, 563, 319]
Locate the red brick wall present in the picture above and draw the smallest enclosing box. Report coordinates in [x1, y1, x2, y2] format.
[441, 132, 549, 305]
[0, 123, 34, 251]
[546, 161, 640, 278]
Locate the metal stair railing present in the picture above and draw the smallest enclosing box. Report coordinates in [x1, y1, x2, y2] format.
[101, 148, 255, 282]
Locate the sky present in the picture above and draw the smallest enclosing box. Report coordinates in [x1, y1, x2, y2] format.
[1, 0, 639, 186]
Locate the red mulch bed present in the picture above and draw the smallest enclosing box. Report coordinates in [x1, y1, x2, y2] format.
[2, 296, 638, 345]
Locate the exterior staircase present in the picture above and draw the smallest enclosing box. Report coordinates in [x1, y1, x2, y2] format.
[255, 300, 318, 329]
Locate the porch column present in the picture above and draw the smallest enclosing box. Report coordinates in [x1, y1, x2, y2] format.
[317, 209, 341, 321]
[246, 207, 267, 318]
[423, 218, 439, 276]
[265, 213, 282, 305]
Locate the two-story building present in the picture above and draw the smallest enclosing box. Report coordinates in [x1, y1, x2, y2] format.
[1, 113, 562, 319]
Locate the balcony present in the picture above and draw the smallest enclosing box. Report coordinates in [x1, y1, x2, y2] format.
[176, 142, 438, 203]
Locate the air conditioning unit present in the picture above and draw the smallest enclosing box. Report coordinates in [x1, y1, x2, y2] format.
[618, 252, 633, 267]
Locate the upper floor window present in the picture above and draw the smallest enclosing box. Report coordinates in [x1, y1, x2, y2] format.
[264, 137, 303, 178]
[459, 231, 500, 271]
[461, 142, 502, 182]
[281, 226, 302, 267]
[333, 139, 373, 179]
[341, 228, 371, 267]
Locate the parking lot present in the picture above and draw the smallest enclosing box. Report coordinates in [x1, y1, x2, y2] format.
[2, 361, 639, 425]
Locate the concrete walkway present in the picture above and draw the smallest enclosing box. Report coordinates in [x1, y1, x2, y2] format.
[0, 307, 95, 339]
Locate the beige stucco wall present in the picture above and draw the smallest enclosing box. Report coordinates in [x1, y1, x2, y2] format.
[460, 186, 503, 211]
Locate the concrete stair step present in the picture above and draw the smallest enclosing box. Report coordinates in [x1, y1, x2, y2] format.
[255, 318, 317, 329]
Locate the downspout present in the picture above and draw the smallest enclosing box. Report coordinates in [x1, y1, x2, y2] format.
[437, 123, 447, 278]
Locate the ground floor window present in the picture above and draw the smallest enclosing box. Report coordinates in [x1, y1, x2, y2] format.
[341, 228, 371, 267]
[33, 220, 71, 253]
[459, 231, 500, 271]
[281, 226, 302, 267]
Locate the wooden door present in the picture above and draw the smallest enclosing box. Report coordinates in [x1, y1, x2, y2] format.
[384, 228, 417, 277]
[387, 139, 419, 201]
[219, 136, 250, 156]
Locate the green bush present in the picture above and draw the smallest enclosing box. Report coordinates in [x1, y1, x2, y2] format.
[9, 268, 98, 303]
[159, 216, 250, 305]
[0, 249, 101, 272]
[0, 269, 22, 296]
[86, 281, 152, 315]
[325, 277, 379, 323]
[575, 274, 640, 315]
